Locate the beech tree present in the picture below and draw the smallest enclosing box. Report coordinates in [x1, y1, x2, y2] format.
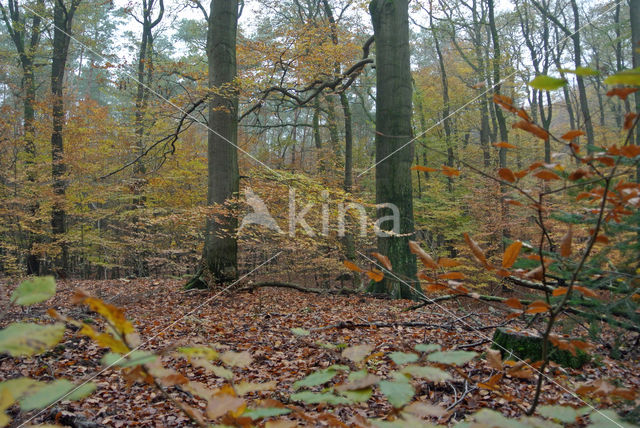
[203, 0, 240, 284]
[370, 0, 418, 299]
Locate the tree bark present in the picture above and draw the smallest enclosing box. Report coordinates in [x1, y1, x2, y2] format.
[370, 0, 418, 299]
[203, 0, 239, 283]
[50, 0, 81, 275]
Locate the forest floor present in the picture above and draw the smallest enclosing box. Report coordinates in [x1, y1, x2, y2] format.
[1, 278, 639, 427]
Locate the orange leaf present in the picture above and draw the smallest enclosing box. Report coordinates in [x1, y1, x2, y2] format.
[525, 300, 551, 314]
[496, 269, 512, 277]
[552, 287, 568, 297]
[504, 297, 523, 310]
[606, 87, 639, 100]
[441, 165, 461, 177]
[493, 94, 518, 113]
[568, 169, 588, 181]
[594, 235, 609, 244]
[502, 240, 523, 268]
[517, 109, 532, 122]
[524, 265, 544, 280]
[437, 257, 460, 268]
[344, 260, 363, 273]
[463, 233, 489, 268]
[411, 165, 438, 172]
[561, 130, 585, 140]
[493, 142, 517, 149]
[438, 272, 466, 280]
[366, 269, 384, 282]
[514, 169, 529, 179]
[512, 120, 549, 140]
[574, 285, 598, 298]
[426, 283, 449, 292]
[620, 145, 640, 158]
[560, 225, 573, 258]
[371, 252, 392, 270]
[498, 168, 516, 183]
[595, 156, 615, 167]
[409, 241, 438, 269]
[533, 170, 561, 181]
[418, 272, 436, 281]
[453, 284, 470, 294]
[527, 161, 545, 171]
[505, 198, 523, 206]
[506, 312, 521, 320]
[624, 112, 638, 130]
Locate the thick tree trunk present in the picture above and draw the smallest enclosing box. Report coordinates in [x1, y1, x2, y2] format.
[370, 0, 418, 299]
[50, 0, 80, 275]
[203, 0, 239, 283]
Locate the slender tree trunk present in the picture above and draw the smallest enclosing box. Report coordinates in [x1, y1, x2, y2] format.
[631, 0, 640, 151]
[50, 0, 81, 275]
[203, 0, 239, 283]
[370, 0, 418, 299]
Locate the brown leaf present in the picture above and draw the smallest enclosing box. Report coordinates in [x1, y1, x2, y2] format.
[525, 300, 551, 314]
[486, 349, 503, 370]
[560, 225, 573, 258]
[606, 87, 639, 100]
[561, 130, 585, 140]
[574, 285, 598, 299]
[512, 120, 549, 140]
[366, 269, 384, 282]
[502, 240, 522, 268]
[498, 168, 516, 183]
[437, 257, 460, 268]
[409, 241, 438, 269]
[493, 142, 517, 149]
[343, 260, 363, 273]
[371, 252, 392, 270]
[624, 112, 638, 130]
[552, 287, 568, 297]
[206, 393, 245, 420]
[438, 272, 466, 280]
[620, 145, 640, 158]
[463, 233, 489, 268]
[504, 297, 523, 310]
[533, 170, 561, 181]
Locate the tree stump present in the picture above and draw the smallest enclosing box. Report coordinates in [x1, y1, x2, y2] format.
[492, 328, 590, 369]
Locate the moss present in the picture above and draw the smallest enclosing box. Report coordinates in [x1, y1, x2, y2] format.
[492, 328, 590, 369]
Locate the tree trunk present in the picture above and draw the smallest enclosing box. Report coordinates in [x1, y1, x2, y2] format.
[370, 0, 418, 299]
[203, 0, 239, 283]
[632, 0, 640, 150]
[50, 0, 81, 275]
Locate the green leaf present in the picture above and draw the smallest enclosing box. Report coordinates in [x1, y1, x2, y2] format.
[20, 380, 95, 411]
[400, 365, 452, 382]
[0, 323, 65, 357]
[290, 390, 351, 405]
[468, 409, 529, 428]
[379, 379, 415, 408]
[10, 277, 56, 306]
[342, 344, 374, 363]
[242, 407, 291, 420]
[559, 67, 600, 77]
[0, 378, 45, 401]
[426, 350, 477, 366]
[293, 368, 338, 390]
[290, 328, 310, 336]
[528, 75, 567, 91]
[415, 344, 441, 353]
[101, 351, 157, 368]
[389, 352, 419, 365]
[340, 387, 373, 403]
[604, 68, 640, 86]
[538, 405, 579, 424]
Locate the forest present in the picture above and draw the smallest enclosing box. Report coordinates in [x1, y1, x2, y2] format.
[1, 0, 640, 426]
